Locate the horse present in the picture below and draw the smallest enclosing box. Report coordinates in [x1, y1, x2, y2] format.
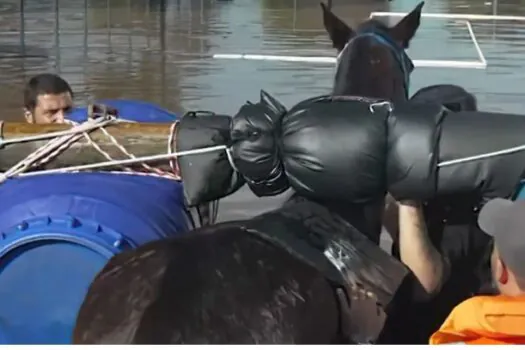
[321, 0, 477, 112]
[292, 1, 432, 249]
[71, 10, 425, 343]
[72, 3, 481, 345]
[321, 1, 493, 344]
[74, 199, 413, 344]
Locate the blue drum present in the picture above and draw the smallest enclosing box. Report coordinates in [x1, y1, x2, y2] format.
[67, 99, 178, 123]
[0, 100, 188, 344]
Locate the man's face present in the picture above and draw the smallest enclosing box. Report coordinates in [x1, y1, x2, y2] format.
[25, 92, 73, 124]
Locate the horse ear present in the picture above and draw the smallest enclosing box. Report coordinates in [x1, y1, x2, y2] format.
[320, 2, 355, 52]
[390, 1, 424, 48]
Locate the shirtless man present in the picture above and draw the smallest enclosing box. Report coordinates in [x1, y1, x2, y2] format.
[23, 73, 74, 124]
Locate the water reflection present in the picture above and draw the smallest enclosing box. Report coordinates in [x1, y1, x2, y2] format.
[1, 0, 525, 122]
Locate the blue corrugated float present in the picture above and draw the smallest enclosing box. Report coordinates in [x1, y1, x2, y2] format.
[0, 100, 189, 344]
[67, 99, 177, 123]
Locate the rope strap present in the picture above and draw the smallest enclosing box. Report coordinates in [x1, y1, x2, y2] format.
[0, 106, 213, 182]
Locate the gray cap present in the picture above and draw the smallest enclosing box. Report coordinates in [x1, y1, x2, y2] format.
[478, 198, 525, 278]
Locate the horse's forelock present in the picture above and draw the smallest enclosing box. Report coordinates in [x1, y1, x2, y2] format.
[356, 18, 389, 34]
[334, 17, 395, 76]
[333, 32, 405, 99]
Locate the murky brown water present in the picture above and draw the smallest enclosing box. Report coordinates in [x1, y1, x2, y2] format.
[2, 0, 525, 121]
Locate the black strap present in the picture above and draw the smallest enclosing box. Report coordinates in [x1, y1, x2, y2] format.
[186, 200, 220, 229]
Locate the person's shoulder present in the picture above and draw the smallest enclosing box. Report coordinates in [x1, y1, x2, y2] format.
[454, 295, 485, 306]
[449, 294, 495, 317]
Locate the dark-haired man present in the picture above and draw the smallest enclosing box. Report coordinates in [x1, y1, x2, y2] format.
[23, 73, 73, 124]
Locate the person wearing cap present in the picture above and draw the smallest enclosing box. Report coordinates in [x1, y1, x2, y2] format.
[429, 198, 525, 345]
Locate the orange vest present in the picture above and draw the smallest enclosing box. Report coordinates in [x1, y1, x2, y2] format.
[429, 295, 525, 345]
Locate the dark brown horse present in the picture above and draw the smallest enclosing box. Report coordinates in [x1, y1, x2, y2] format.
[72, 3, 481, 346]
[324, 0, 422, 101]
[322, 0, 477, 111]
[321, 1, 491, 345]
[74, 199, 411, 344]
[295, 1, 432, 247]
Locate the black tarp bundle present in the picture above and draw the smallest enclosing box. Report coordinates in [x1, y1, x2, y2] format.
[177, 90, 525, 207]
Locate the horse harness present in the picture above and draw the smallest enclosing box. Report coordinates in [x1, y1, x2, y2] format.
[241, 199, 407, 344]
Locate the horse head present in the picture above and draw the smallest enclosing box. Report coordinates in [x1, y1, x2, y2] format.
[321, 1, 424, 102]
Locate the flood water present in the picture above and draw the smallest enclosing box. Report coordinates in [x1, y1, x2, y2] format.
[2, 0, 525, 118]
[1, 0, 525, 223]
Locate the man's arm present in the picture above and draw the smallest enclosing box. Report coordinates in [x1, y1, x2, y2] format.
[382, 194, 399, 245]
[397, 200, 448, 301]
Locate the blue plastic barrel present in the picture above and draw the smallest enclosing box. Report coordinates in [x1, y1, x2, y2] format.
[0, 100, 188, 344]
[67, 99, 178, 123]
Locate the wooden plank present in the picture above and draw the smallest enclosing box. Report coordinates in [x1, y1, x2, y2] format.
[0, 122, 175, 173]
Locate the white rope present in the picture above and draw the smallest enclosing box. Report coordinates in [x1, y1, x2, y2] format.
[438, 143, 525, 167]
[0, 116, 117, 147]
[0, 116, 118, 182]
[168, 121, 179, 175]
[95, 122, 178, 178]
[63, 116, 180, 179]
[11, 145, 227, 178]
[0, 109, 189, 182]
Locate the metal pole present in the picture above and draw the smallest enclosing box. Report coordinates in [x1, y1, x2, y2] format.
[84, 0, 88, 55]
[107, 0, 111, 49]
[19, 0, 25, 56]
[200, 0, 204, 52]
[492, 0, 497, 39]
[160, 0, 166, 105]
[200, 0, 204, 24]
[160, 0, 166, 53]
[293, 0, 297, 32]
[54, 0, 61, 74]
[145, 0, 150, 49]
[127, 0, 132, 72]
[188, 0, 192, 36]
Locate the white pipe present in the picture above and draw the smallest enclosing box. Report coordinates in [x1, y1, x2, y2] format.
[370, 12, 525, 21]
[466, 20, 487, 66]
[212, 53, 487, 69]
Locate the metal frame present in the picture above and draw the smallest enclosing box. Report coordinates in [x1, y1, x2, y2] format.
[370, 12, 525, 21]
[370, 12, 489, 69]
[212, 53, 483, 68]
[213, 11, 490, 69]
